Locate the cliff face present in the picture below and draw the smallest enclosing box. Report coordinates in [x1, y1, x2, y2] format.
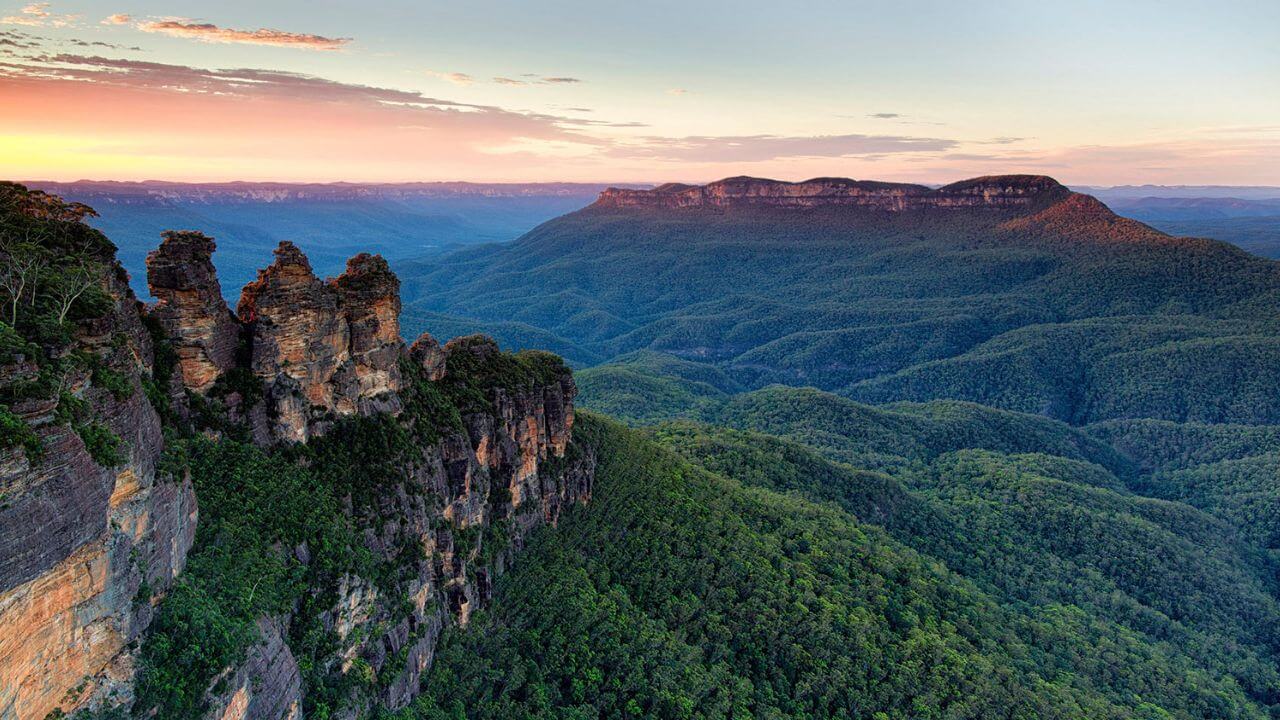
[1, 184, 593, 720]
[593, 174, 1071, 212]
[277, 336, 591, 718]
[138, 238, 590, 718]
[0, 232, 197, 720]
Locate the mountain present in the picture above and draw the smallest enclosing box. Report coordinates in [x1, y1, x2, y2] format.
[24, 181, 635, 301]
[400, 174, 1280, 425]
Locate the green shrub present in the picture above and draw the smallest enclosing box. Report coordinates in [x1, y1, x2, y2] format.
[0, 404, 41, 459]
[77, 422, 123, 467]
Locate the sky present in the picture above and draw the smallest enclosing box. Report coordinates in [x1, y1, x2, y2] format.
[1, 0, 1277, 184]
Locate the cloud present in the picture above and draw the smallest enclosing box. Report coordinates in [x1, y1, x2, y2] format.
[100, 13, 130, 25]
[136, 19, 350, 50]
[667, 88, 689, 96]
[68, 38, 141, 50]
[493, 75, 583, 86]
[426, 70, 473, 86]
[3, 3, 78, 27]
[2, 3, 49, 25]
[0, 53, 491, 106]
[0, 30, 38, 48]
[868, 112, 901, 119]
[608, 133, 957, 162]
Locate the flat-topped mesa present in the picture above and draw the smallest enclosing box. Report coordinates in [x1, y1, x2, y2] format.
[237, 241, 403, 442]
[145, 231, 240, 394]
[593, 174, 1072, 212]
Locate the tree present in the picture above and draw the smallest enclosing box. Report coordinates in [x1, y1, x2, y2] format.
[46, 256, 100, 324]
[0, 231, 47, 326]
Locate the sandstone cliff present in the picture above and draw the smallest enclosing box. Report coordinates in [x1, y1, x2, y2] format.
[0, 186, 196, 720]
[0, 184, 593, 720]
[593, 174, 1071, 212]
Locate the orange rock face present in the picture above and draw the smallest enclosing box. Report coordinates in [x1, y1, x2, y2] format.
[236, 242, 403, 442]
[594, 174, 1071, 212]
[0, 267, 197, 720]
[146, 231, 240, 395]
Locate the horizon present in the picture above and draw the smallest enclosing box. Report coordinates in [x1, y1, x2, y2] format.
[19, 176, 1280, 192]
[3, 1, 1277, 185]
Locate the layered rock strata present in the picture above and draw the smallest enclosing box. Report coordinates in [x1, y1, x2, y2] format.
[594, 174, 1071, 212]
[0, 258, 197, 720]
[147, 239, 404, 443]
[145, 231, 240, 395]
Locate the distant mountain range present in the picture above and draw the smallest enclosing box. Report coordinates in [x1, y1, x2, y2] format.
[1078, 184, 1280, 201]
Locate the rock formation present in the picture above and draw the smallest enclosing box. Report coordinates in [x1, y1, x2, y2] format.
[409, 331, 446, 381]
[0, 191, 592, 720]
[233, 242, 403, 442]
[332, 253, 403, 405]
[594, 174, 1071, 212]
[145, 231, 240, 395]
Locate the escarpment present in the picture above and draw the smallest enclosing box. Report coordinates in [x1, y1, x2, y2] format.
[143, 242, 592, 719]
[0, 185, 197, 720]
[593, 174, 1072, 212]
[2, 184, 593, 720]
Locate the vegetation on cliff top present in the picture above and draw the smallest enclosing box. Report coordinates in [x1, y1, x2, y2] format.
[0, 183, 129, 464]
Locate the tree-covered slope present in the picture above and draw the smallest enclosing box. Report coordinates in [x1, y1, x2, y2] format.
[395, 415, 1276, 719]
[399, 176, 1280, 424]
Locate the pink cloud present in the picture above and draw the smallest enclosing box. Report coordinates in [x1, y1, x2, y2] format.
[2, 3, 79, 27]
[136, 19, 350, 50]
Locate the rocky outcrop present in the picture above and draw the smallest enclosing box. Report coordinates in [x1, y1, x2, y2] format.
[146, 231, 240, 395]
[138, 239, 592, 718]
[409, 332, 446, 381]
[203, 618, 301, 720]
[0, 264, 197, 720]
[593, 174, 1072, 212]
[0, 195, 592, 720]
[332, 254, 403, 406]
[233, 242, 402, 443]
[144, 238, 405, 444]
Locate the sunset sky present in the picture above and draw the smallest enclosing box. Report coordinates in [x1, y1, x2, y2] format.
[1, 0, 1277, 184]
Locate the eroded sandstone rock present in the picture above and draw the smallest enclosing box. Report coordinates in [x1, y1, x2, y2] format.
[409, 332, 446, 381]
[234, 242, 403, 442]
[146, 231, 240, 395]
